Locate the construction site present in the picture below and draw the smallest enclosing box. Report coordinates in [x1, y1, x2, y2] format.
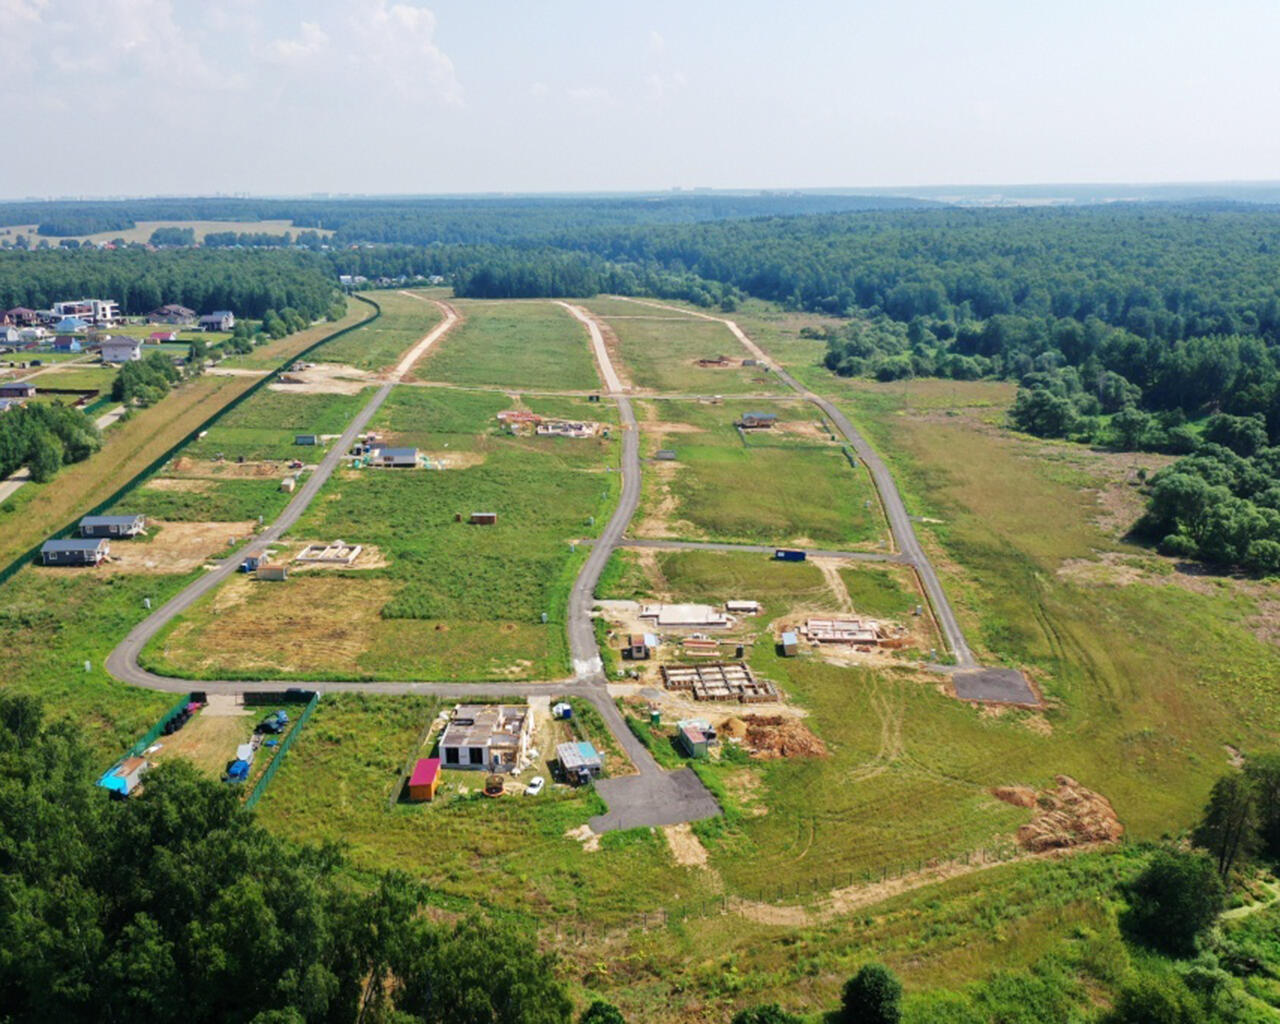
[659, 662, 779, 703]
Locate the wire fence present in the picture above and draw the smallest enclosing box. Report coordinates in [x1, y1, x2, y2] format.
[245, 692, 320, 810]
[543, 840, 1027, 945]
[0, 295, 381, 591]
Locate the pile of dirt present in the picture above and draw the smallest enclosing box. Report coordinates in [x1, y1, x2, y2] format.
[995, 775, 1124, 852]
[740, 715, 828, 760]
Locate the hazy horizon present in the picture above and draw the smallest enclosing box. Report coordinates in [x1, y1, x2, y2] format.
[2, 0, 1278, 197]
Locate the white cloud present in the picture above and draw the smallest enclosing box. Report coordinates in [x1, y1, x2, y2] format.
[265, 21, 330, 64]
[566, 85, 614, 111]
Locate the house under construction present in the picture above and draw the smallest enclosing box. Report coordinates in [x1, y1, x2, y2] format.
[295, 540, 363, 566]
[802, 617, 884, 645]
[660, 662, 778, 703]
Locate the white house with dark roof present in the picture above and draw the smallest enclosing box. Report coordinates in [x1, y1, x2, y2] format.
[199, 311, 236, 332]
[100, 336, 143, 363]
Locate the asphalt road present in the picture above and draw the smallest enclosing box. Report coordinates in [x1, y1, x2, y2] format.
[619, 537, 907, 563]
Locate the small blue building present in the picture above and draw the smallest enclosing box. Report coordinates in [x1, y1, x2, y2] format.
[41, 538, 109, 566]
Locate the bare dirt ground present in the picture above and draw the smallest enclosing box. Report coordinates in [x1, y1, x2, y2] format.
[98, 520, 257, 574]
[812, 557, 854, 613]
[632, 459, 702, 538]
[775, 419, 837, 442]
[565, 824, 602, 853]
[208, 367, 271, 378]
[270, 362, 379, 395]
[169, 457, 296, 479]
[663, 822, 712, 868]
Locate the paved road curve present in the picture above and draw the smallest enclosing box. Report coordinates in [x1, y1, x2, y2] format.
[607, 297, 978, 667]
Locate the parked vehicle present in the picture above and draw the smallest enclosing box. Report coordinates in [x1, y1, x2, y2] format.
[256, 710, 289, 734]
[224, 759, 250, 783]
[525, 776, 545, 796]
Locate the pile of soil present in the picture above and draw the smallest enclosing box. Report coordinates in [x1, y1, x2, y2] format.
[995, 775, 1124, 852]
[740, 715, 828, 760]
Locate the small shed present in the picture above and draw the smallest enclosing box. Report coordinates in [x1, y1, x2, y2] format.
[280, 477, 296, 493]
[557, 741, 603, 784]
[79, 514, 145, 538]
[654, 449, 677, 461]
[99, 756, 148, 796]
[0, 382, 37, 399]
[726, 600, 760, 614]
[780, 631, 799, 656]
[677, 725, 708, 759]
[774, 548, 806, 562]
[407, 757, 442, 802]
[295, 434, 319, 446]
[41, 538, 109, 566]
[256, 564, 288, 581]
[149, 330, 179, 342]
[469, 512, 497, 526]
[624, 633, 658, 660]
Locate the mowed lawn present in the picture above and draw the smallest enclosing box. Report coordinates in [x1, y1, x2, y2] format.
[588, 308, 770, 394]
[144, 386, 621, 682]
[413, 299, 599, 390]
[633, 399, 885, 548]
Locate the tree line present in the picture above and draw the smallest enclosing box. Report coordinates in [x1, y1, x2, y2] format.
[0, 402, 100, 485]
[0, 248, 340, 321]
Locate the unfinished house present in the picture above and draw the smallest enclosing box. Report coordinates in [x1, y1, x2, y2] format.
[737, 411, 778, 429]
[624, 632, 658, 660]
[535, 420, 596, 438]
[802, 617, 884, 645]
[696, 354, 730, 367]
[295, 540, 363, 566]
[639, 603, 731, 629]
[439, 704, 531, 773]
[661, 663, 779, 703]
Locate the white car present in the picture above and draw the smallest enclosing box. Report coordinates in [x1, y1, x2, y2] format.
[524, 776, 545, 796]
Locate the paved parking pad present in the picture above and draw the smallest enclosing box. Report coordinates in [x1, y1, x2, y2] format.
[952, 667, 1038, 705]
[589, 768, 722, 834]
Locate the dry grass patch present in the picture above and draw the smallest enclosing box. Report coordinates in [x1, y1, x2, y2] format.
[104, 520, 257, 574]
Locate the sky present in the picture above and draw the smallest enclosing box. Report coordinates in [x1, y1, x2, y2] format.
[2, 0, 1279, 198]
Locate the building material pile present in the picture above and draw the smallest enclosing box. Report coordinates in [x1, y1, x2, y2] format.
[736, 715, 828, 760]
[536, 420, 597, 438]
[994, 775, 1125, 852]
[660, 662, 778, 703]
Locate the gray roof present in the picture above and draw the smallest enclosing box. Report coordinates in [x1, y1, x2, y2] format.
[372, 447, 418, 458]
[743, 411, 778, 419]
[100, 335, 141, 348]
[42, 538, 108, 553]
[80, 514, 143, 527]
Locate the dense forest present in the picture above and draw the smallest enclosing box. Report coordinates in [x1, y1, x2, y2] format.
[0, 248, 339, 320]
[0, 194, 935, 244]
[0, 402, 100, 483]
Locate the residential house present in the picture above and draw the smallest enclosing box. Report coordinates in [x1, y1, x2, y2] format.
[79, 514, 146, 538]
[18, 327, 48, 344]
[52, 298, 118, 325]
[438, 704, 531, 773]
[367, 446, 420, 468]
[0, 325, 17, 345]
[0, 382, 37, 399]
[5, 307, 38, 326]
[53, 316, 89, 334]
[148, 330, 178, 343]
[738, 411, 778, 429]
[199, 310, 236, 332]
[52, 335, 82, 352]
[41, 538, 110, 566]
[100, 336, 143, 363]
[148, 304, 197, 325]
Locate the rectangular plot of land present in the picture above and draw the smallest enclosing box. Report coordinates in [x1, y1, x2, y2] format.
[600, 315, 767, 394]
[414, 300, 598, 390]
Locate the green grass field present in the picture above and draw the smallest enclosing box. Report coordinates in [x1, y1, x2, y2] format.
[183, 389, 370, 464]
[303, 289, 442, 371]
[587, 306, 771, 394]
[143, 385, 621, 681]
[415, 299, 599, 390]
[633, 399, 885, 548]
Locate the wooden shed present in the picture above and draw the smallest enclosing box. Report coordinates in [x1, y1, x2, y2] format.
[407, 757, 441, 802]
[468, 512, 498, 525]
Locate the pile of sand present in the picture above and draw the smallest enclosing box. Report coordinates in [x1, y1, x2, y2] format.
[995, 775, 1124, 852]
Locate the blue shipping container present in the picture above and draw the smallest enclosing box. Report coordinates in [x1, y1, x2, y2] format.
[774, 549, 806, 562]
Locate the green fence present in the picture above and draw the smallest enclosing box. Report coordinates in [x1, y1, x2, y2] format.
[126, 692, 195, 758]
[244, 692, 320, 810]
[0, 295, 381, 591]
